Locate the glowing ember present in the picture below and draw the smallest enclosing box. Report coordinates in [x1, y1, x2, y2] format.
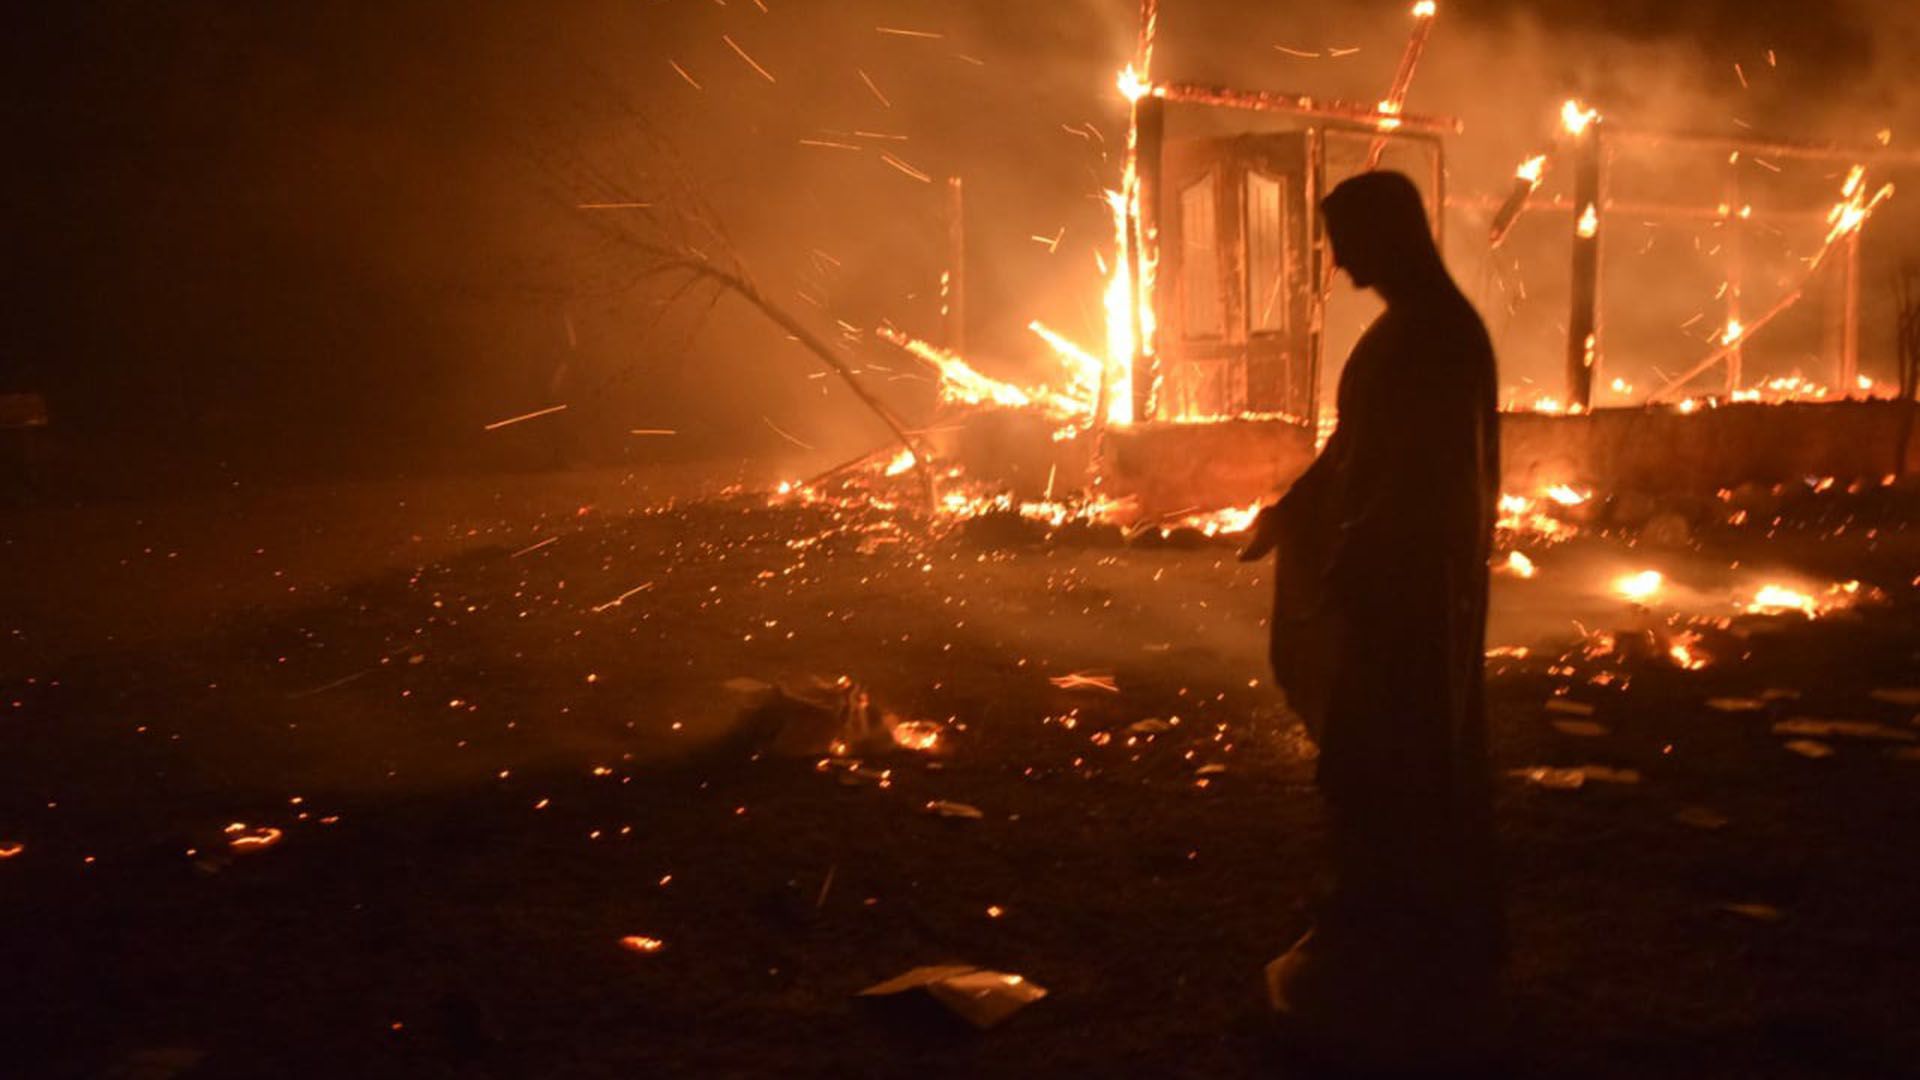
[890, 719, 943, 751]
[620, 935, 665, 954]
[1613, 570, 1664, 603]
[1544, 484, 1589, 507]
[0, 842, 23, 859]
[224, 822, 283, 853]
[1669, 631, 1710, 671]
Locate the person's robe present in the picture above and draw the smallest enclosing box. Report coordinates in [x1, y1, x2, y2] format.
[1268, 280, 1502, 960]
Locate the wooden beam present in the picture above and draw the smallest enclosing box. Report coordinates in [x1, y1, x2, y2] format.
[1152, 83, 1462, 136]
[1607, 127, 1920, 165]
[1565, 129, 1603, 411]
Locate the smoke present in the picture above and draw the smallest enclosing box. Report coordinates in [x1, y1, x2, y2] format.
[7, 0, 1917, 490]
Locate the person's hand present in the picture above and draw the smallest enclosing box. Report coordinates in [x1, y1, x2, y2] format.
[1237, 502, 1285, 562]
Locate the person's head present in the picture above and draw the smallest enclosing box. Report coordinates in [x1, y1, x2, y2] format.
[1321, 171, 1446, 297]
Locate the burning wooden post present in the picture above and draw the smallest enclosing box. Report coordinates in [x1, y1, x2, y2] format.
[1365, 1, 1438, 170]
[1724, 166, 1744, 393]
[1564, 106, 1603, 412]
[1132, 94, 1164, 422]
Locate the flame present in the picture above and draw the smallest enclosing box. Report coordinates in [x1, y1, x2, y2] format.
[1544, 484, 1589, 506]
[883, 448, 917, 476]
[1669, 631, 1710, 670]
[1748, 584, 1817, 617]
[1174, 501, 1261, 536]
[1613, 570, 1663, 603]
[1117, 64, 1150, 103]
[1411, 0, 1438, 17]
[1504, 551, 1538, 578]
[1515, 154, 1548, 188]
[1720, 319, 1744, 346]
[878, 327, 1079, 416]
[1575, 202, 1599, 239]
[1560, 99, 1601, 137]
[1822, 165, 1895, 250]
[620, 935, 666, 953]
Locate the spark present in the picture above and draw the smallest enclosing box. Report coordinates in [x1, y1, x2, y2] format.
[591, 582, 655, 614]
[576, 202, 654, 210]
[1273, 45, 1322, 59]
[1048, 672, 1120, 693]
[857, 68, 891, 108]
[509, 536, 560, 559]
[798, 138, 861, 150]
[878, 152, 932, 182]
[761, 415, 815, 449]
[721, 34, 776, 82]
[629, 428, 678, 436]
[668, 60, 702, 89]
[875, 26, 943, 38]
[483, 404, 567, 431]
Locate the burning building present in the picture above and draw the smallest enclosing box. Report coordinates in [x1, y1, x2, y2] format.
[870, 1, 1917, 532]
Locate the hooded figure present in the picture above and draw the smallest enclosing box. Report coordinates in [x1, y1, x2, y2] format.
[1240, 171, 1502, 1068]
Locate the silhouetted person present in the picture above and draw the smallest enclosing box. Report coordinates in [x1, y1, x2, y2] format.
[1240, 170, 1502, 1071]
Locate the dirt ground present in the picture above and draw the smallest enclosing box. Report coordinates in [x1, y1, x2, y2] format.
[3, 467, 1919, 1078]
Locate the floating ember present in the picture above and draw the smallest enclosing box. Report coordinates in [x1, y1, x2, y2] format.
[619, 935, 665, 954]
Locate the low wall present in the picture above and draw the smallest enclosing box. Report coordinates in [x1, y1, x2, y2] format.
[1502, 401, 1920, 495]
[936, 400, 1920, 514]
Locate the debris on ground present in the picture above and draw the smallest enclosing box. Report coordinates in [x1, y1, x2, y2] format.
[1719, 902, 1787, 923]
[1782, 739, 1837, 759]
[1772, 718, 1917, 742]
[857, 965, 1048, 1029]
[1509, 764, 1642, 790]
[1673, 806, 1731, 830]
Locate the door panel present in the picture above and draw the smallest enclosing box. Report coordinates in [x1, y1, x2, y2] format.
[1159, 134, 1312, 422]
